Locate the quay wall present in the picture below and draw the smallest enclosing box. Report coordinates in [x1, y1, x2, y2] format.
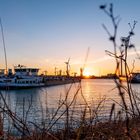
[44, 77, 81, 87]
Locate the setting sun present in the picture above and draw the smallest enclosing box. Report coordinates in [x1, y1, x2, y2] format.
[83, 68, 91, 77]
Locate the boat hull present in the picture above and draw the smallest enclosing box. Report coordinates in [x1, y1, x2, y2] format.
[0, 83, 45, 90]
[129, 73, 140, 83]
[130, 79, 140, 83]
[0, 78, 81, 90]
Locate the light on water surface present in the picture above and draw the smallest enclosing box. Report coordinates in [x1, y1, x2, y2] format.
[1, 79, 140, 134]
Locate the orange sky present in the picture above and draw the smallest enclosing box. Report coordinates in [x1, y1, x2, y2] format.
[0, 1, 140, 76]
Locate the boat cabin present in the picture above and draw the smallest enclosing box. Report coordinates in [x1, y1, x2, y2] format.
[14, 65, 39, 76]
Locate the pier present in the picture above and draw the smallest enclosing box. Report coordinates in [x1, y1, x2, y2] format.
[43, 76, 81, 87]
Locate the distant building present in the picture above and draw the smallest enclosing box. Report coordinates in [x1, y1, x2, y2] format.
[80, 68, 83, 77]
[107, 73, 117, 78]
[0, 69, 5, 76]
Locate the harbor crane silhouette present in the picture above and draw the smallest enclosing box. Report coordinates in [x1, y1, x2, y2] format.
[65, 58, 70, 76]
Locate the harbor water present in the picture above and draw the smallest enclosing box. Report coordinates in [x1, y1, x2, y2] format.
[1, 79, 140, 134]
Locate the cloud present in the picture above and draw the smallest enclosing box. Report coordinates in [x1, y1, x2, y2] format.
[71, 55, 111, 65]
[71, 49, 140, 66]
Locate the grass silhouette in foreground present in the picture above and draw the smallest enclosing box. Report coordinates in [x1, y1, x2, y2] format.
[0, 3, 140, 140]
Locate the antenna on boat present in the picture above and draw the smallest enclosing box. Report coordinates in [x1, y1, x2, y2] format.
[0, 18, 8, 75]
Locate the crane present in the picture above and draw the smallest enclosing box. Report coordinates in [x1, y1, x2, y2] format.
[65, 58, 70, 77]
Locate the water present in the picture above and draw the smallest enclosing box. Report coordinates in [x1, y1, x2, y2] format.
[1, 79, 140, 133]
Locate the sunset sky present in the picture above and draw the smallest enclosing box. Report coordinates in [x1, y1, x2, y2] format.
[0, 0, 140, 76]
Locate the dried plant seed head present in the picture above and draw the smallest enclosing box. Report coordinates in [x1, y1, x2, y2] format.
[129, 44, 135, 49]
[121, 37, 129, 43]
[109, 36, 115, 41]
[129, 31, 134, 36]
[128, 22, 131, 29]
[109, 3, 113, 13]
[134, 20, 137, 24]
[99, 5, 106, 9]
[121, 37, 125, 42]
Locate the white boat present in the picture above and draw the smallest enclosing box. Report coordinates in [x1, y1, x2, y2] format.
[129, 73, 140, 83]
[0, 65, 45, 89]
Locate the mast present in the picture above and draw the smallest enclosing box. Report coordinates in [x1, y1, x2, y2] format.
[0, 18, 8, 75]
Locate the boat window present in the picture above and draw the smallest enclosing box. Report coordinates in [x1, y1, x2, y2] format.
[4, 80, 12, 82]
[15, 69, 20, 72]
[31, 69, 38, 72]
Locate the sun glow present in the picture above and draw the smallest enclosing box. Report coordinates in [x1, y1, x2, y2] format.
[83, 68, 91, 77]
